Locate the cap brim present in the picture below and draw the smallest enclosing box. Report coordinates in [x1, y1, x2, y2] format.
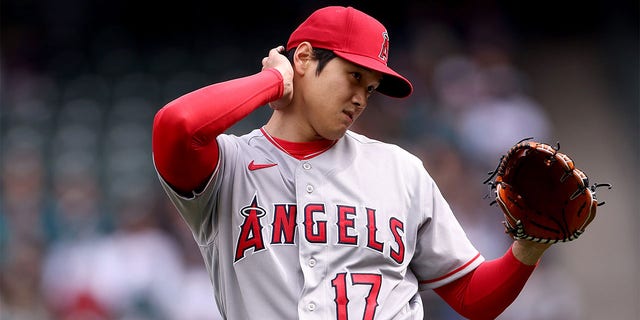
[334, 51, 413, 98]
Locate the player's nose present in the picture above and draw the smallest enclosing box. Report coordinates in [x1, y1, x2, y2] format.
[351, 90, 367, 110]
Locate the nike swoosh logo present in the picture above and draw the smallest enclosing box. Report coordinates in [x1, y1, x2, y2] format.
[248, 160, 278, 171]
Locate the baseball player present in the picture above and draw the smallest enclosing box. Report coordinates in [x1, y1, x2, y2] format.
[152, 6, 551, 319]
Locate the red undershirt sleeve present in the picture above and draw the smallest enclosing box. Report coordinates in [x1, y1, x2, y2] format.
[433, 244, 538, 320]
[152, 68, 284, 194]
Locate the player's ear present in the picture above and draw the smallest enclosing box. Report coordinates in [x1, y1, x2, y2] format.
[293, 42, 314, 75]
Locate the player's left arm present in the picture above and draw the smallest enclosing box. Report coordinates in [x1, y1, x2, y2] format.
[433, 241, 548, 319]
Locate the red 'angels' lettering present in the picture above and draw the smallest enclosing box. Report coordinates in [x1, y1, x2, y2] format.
[337, 205, 358, 245]
[271, 203, 297, 244]
[235, 196, 266, 262]
[389, 218, 405, 263]
[305, 203, 327, 243]
[234, 198, 407, 263]
[366, 208, 384, 253]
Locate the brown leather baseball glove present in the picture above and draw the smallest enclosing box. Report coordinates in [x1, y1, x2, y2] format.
[484, 138, 611, 243]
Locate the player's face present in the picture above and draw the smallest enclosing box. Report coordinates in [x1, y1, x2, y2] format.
[301, 57, 382, 141]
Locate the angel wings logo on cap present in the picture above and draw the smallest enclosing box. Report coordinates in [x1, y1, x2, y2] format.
[379, 32, 390, 63]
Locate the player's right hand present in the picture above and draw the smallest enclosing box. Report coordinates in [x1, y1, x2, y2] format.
[262, 46, 293, 110]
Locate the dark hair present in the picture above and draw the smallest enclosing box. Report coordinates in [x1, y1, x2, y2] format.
[286, 48, 337, 76]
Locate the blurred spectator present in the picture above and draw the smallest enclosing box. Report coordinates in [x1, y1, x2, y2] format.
[1, 127, 48, 245]
[0, 127, 53, 318]
[452, 62, 552, 166]
[0, 238, 50, 319]
[428, 18, 553, 166]
[41, 195, 184, 319]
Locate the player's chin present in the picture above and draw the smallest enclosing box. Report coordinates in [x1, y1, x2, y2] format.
[318, 118, 352, 140]
[321, 126, 349, 140]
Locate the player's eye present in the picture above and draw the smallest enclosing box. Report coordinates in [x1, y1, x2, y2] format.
[351, 72, 378, 95]
[366, 85, 376, 94]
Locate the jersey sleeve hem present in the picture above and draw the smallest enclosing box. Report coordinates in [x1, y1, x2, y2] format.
[419, 253, 485, 289]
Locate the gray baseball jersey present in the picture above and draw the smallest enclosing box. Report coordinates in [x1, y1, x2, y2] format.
[157, 128, 483, 319]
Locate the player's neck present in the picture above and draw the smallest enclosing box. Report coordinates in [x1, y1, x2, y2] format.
[264, 114, 324, 143]
[261, 126, 335, 160]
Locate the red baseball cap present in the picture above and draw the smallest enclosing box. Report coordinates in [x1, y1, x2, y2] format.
[287, 6, 413, 98]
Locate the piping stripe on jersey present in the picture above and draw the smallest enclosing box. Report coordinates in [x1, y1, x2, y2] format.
[419, 253, 482, 284]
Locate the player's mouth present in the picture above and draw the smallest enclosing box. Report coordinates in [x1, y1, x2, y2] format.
[342, 110, 355, 122]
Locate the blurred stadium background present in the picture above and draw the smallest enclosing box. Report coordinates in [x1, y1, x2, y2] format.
[1, 1, 638, 319]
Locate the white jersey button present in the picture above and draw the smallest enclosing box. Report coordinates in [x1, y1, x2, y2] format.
[306, 184, 314, 193]
[308, 258, 316, 267]
[307, 302, 316, 311]
[302, 162, 312, 170]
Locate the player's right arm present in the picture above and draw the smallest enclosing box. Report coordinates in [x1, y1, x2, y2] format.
[152, 46, 293, 195]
